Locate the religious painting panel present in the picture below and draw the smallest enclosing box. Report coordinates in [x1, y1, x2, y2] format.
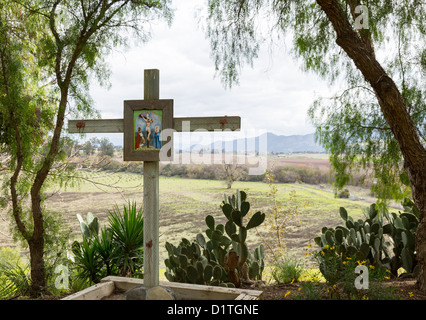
[124, 99, 173, 161]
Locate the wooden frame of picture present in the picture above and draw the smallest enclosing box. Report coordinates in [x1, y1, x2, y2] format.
[123, 99, 174, 161]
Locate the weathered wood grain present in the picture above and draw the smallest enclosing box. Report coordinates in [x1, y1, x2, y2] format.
[68, 116, 240, 133]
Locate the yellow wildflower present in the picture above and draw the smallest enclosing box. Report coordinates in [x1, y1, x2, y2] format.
[369, 265, 375, 269]
[362, 295, 369, 300]
[323, 244, 329, 249]
[408, 292, 414, 298]
[284, 291, 291, 298]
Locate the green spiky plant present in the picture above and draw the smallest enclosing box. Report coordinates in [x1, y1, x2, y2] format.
[107, 202, 144, 277]
[0, 248, 31, 299]
[72, 201, 144, 284]
[72, 237, 103, 284]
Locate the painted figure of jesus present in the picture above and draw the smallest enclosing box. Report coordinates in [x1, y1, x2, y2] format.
[140, 113, 154, 148]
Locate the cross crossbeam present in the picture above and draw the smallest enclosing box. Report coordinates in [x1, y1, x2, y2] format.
[68, 116, 240, 133]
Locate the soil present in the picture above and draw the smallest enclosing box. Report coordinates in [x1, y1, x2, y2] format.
[100, 289, 126, 300]
[10, 278, 426, 301]
[247, 278, 426, 300]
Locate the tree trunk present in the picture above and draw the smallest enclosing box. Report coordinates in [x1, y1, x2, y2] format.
[410, 164, 426, 290]
[25, 4, 83, 294]
[28, 236, 46, 297]
[27, 85, 69, 297]
[1, 49, 46, 296]
[316, 0, 426, 291]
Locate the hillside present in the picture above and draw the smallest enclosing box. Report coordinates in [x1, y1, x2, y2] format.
[191, 132, 325, 153]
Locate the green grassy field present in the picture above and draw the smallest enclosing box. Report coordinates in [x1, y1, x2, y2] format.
[35, 171, 383, 271]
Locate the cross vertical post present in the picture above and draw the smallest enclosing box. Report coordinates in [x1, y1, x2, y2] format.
[143, 69, 160, 288]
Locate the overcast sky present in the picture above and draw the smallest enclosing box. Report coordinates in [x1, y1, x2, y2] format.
[75, 0, 334, 147]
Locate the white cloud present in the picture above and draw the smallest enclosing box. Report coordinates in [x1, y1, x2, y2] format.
[82, 0, 332, 146]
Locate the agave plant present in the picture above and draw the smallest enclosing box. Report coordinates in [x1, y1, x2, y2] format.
[72, 201, 144, 283]
[72, 237, 103, 284]
[93, 227, 116, 276]
[108, 201, 144, 277]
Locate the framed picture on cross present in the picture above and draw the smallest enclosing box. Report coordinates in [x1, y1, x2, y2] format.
[123, 99, 173, 161]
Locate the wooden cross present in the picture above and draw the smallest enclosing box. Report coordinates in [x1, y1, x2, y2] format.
[68, 69, 240, 288]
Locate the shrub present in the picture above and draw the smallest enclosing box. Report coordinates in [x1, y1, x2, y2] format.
[0, 247, 22, 266]
[108, 202, 144, 277]
[72, 202, 144, 284]
[311, 245, 394, 299]
[262, 169, 307, 262]
[160, 164, 188, 177]
[9, 209, 75, 297]
[72, 237, 103, 284]
[337, 189, 350, 198]
[271, 256, 305, 284]
[272, 165, 330, 185]
[101, 158, 126, 172]
[0, 247, 31, 299]
[124, 162, 144, 173]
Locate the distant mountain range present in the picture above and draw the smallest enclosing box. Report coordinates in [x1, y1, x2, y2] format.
[190, 132, 325, 153]
[100, 131, 325, 153]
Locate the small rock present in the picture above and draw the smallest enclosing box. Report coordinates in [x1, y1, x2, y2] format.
[146, 286, 177, 300]
[122, 285, 147, 300]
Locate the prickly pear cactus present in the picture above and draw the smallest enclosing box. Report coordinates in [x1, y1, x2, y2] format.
[221, 190, 265, 284]
[315, 198, 419, 281]
[164, 238, 234, 287]
[77, 212, 99, 240]
[164, 189, 266, 288]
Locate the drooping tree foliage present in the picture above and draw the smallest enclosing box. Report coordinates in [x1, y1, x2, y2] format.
[204, 0, 426, 291]
[0, 0, 172, 297]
